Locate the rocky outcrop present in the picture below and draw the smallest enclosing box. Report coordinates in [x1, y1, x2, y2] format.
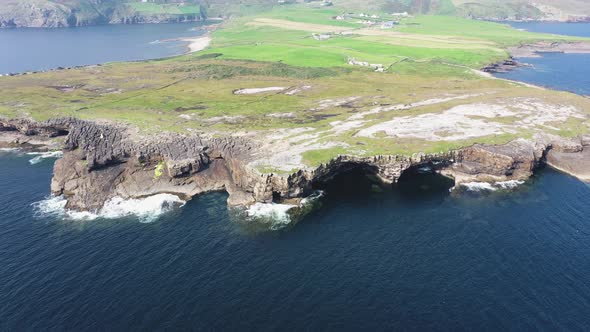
[1, 118, 588, 213]
[546, 136, 590, 182]
[483, 41, 590, 74]
[0, 1, 73, 28]
[509, 42, 590, 59]
[0, 1, 203, 28]
[482, 57, 523, 73]
[0, 118, 70, 151]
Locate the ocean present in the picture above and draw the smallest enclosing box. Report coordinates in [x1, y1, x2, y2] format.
[0, 22, 206, 74]
[1, 22, 590, 331]
[494, 22, 590, 95]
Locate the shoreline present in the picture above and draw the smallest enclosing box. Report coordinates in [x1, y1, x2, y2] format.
[0, 25, 215, 77]
[1, 117, 589, 216]
[480, 40, 590, 94]
[182, 35, 212, 53]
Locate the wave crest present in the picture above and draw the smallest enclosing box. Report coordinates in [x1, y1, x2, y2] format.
[33, 194, 185, 223]
[27, 151, 63, 164]
[460, 180, 525, 192]
[243, 190, 325, 230]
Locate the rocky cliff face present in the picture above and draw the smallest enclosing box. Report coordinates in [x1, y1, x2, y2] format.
[0, 1, 73, 28]
[0, 1, 203, 28]
[1, 118, 588, 213]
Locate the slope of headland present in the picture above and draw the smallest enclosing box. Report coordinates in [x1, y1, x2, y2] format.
[2, 0, 590, 29]
[1, 5, 590, 216]
[0, 0, 213, 28]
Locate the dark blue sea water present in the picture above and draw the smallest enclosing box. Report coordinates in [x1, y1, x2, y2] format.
[2, 151, 590, 330]
[495, 22, 590, 95]
[0, 22, 206, 74]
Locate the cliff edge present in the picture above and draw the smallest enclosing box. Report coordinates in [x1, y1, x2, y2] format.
[2, 118, 588, 214]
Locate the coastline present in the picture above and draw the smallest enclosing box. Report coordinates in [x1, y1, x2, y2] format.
[1, 20, 589, 221]
[2, 117, 589, 218]
[0, 23, 215, 76]
[183, 35, 212, 53]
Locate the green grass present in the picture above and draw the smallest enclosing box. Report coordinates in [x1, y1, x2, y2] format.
[397, 15, 581, 46]
[125, 2, 200, 15]
[2, 4, 590, 171]
[200, 6, 585, 71]
[260, 7, 360, 27]
[154, 161, 166, 179]
[302, 147, 351, 166]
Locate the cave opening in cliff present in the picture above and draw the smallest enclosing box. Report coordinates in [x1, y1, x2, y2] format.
[53, 129, 69, 137]
[272, 191, 282, 202]
[396, 163, 455, 199]
[312, 163, 384, 198]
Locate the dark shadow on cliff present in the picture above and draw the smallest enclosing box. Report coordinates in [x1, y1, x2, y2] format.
[312, 162, 454, 205]
[396, 164, 455, 201]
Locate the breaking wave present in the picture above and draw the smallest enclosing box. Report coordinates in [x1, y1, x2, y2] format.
[33, 194, 185, 223]
[27, 151, 63, 164]
[460, 180, 525, 192]
[243, 191, 325, 230]
[0, 147, 20, 152]
[460, 182, 497, 192]
[246, 203, 296, 228]
[495, 180, 525, 190]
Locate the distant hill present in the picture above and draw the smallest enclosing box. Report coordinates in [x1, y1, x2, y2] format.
[450, 0, 590, 22]
[1, 0, 589, 28]
[0, 0, 209, 28]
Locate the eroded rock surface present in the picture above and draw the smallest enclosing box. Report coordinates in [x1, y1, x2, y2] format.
[546, 136, 590, 182]
[1, 118, 588, 213]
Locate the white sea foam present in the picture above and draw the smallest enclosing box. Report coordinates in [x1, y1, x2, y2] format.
[27, 151, 63, 164]
[460, 180, 525, 192]
[100, 194, 185, 223]
[461, 182, 497, 192]
[0, 147, 20, 152]
[495, 180, 525, 190]
[300, 190, 325, 205]
[417, 166, 433, 174]
[33, 194, 185, 223]
[245, 190, 324, 230]
[246, 203, 297, 228]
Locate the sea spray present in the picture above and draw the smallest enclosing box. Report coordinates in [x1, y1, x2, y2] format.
[33, 194, 185, 223]
[458, 180, 526, 192]
[246, 203, 297, 229]
[100, 194, 185, 223]
[237, 191, 325, 231]
[27, 151, 63, 165]
[495, 180, 525, 190]
[460, 182, 498, 192]
[0, 147, 20, 152]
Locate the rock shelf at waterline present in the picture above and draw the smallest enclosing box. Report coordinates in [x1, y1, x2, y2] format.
[1, 117, 589, 219]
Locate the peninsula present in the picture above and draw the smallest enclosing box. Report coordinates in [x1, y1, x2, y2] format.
[1, 1, 590, 220]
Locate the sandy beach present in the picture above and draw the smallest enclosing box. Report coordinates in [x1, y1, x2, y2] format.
[183, 35, 212, 53]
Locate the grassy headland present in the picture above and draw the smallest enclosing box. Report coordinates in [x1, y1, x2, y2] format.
[1, 4, 589, 173]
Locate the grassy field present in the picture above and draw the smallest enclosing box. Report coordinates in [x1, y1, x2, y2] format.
[125, 2, 201, 15]
[201, 6, 578, 70]
[1, 3, 589, 172]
